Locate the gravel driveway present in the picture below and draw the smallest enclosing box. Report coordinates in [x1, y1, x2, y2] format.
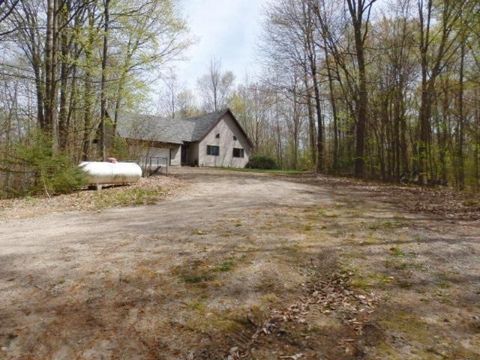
[0, 168, 479, 359]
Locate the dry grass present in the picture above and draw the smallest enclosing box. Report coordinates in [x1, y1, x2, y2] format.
[1, 169, 479, 359]
[0, 175, 182, 219]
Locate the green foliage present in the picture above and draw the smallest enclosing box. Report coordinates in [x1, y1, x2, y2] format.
[297, 151, 315, 171]
[9, 131, 86, 196]
[246, 155, 278, 170]
[110, 136, 130, 160]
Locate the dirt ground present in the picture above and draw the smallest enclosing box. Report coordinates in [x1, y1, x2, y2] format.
[0, 176, 182, 220]
[0, 168, 479, 359]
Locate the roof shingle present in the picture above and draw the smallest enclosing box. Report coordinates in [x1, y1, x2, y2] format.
[113, 109, 228, 145]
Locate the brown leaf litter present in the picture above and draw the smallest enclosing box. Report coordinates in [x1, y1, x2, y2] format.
[225, 272, 379, 360]
[0, 175, 183, 220]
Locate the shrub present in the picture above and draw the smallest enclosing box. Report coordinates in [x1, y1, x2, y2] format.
[110, 135, 129, 160]
[246, 155, 278, 170]
[4, 131, 86, 197]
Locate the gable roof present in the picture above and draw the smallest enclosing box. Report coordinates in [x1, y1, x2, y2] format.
[112, 109, 253, 147]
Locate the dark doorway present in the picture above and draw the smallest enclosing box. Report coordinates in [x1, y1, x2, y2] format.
[181, 144, 188, 165]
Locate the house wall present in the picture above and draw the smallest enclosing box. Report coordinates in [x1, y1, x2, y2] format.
[169, 145, 181, 166]
[145, 146, 169, 160]
[128, 140, 181, 167]
[198, 113, 251, 168]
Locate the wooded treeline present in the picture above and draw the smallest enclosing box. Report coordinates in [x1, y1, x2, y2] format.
[224, 0, 479, 189]
[0, 0, 188, 194]
[1, 0, 480, 195]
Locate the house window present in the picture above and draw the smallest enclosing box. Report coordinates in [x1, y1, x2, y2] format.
[233, 136, 237, 141]
[207, 145, 220, 156]
[233, 148, 244, 158]
[215, 133, 220, 138]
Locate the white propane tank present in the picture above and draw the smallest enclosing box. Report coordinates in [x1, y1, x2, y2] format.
[79, 161, 143, 186]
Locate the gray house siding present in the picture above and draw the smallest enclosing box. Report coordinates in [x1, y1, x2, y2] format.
[114, 109, 252, 169]
[170, 145, 182, 166]
[134, 142, 181, 167]
[198, 113, 250, 168]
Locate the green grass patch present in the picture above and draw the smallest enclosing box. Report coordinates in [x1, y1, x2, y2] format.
[94, 188, 164, 209]
[182, 273, 215, 284]
[380, 310, 431, 344]
[215, 259, 235, 272]
[360, 234, 380, 245]
[317, 208, 339, 218]
[385, 247, 423, 273]
[187, 299, 207, 312]
[389, 247, 406, 257]
[351, 272, 394, 290]
[374, 341, 405, 359]
[186, 306, 247, 333]
[463, 199, 479, 207]
[385, 260, 409, 270]
[218, 167, 306, 175]
[368, 220, 406, 231]
[192, 229, 207, 236]
[303, 224, 313, 232]
[175, 257, 237, 285]
[435, 272, 453, 289]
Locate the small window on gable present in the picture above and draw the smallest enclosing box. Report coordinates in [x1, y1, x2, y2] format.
[233, 136, 237, 141]
[215, 133, 220, 139]
[233, 148, 244, 158]
[207, 145, 220, 156]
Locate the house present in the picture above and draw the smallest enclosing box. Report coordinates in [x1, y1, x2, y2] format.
[112, 109, 253, 168]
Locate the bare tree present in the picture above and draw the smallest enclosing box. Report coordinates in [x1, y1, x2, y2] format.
[345, 0, 377, 177]
[197, 58, 235, 112]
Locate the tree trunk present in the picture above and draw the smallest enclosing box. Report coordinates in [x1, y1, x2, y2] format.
[324, 41, 339, 172]
[82, 7, 94, 161]
[44, 0, 56, 136]
[100, 0, 110, 161]
[313, 77, 323, 173]
[353, 24, 368, 178]
[58, 1, 70, 151]
[303, 63, 316, 166]
[475, 89, 480, 191]
[456, 39, 465, 189]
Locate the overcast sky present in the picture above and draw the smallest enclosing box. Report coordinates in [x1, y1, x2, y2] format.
[175, 0, 267, 89]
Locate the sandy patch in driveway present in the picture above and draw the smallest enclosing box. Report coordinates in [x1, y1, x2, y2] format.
[0, 168, 479, 359]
